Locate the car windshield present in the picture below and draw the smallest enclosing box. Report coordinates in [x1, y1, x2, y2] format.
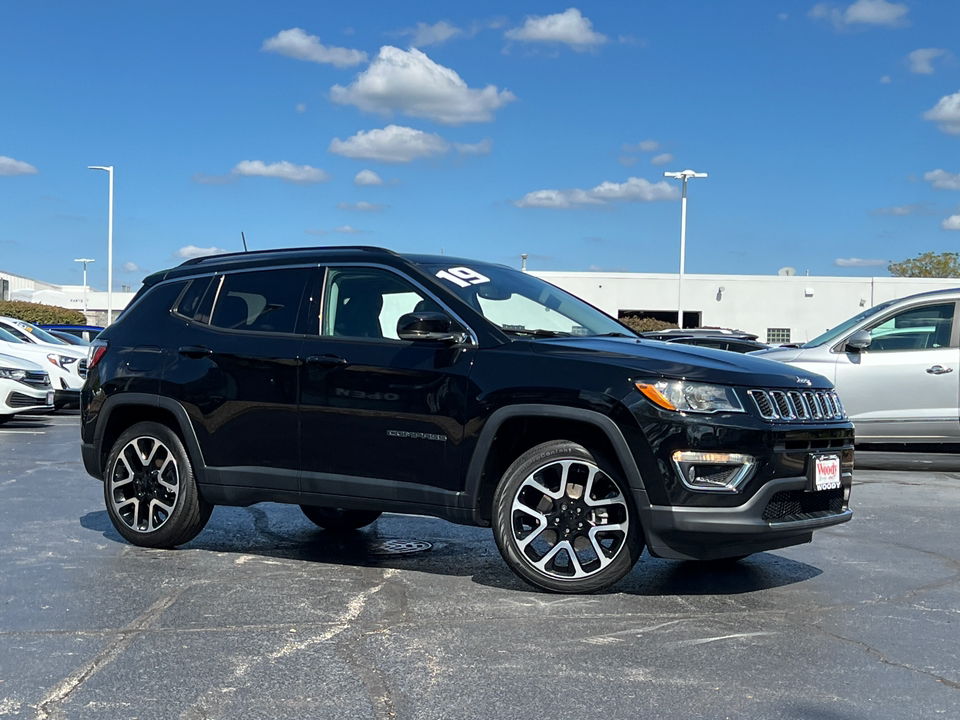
[421, 262, 633, 338]
[801, 299, 898, 348]
[15, 322, 66, 345]
[0, 326, 25, 343]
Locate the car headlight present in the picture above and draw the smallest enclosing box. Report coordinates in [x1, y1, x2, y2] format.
[635, 380, 744, 414]
[0, 368, 28, 381]
[47, 353, 78, 370]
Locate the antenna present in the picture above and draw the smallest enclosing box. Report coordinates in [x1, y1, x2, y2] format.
[778, 266, 796, 276]
[241, 232, 248, 252]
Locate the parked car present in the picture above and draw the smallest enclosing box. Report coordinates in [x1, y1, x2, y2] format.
[0, 353, 54, 424]
[38, 324, 103, 343]
[0, 324, 87, 409]
[81, 246, 853, 593]
[639, 328, 768, 353]
[46, 330, 89, 345]
[754, 288, 960, 445]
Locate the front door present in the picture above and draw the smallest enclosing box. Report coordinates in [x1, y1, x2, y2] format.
[298, 266, 474, 502]
[835, 300, 960, 442]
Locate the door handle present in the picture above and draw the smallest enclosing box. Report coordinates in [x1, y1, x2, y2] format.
[926, 365, 954, 375]
[178, 345, 213, 359]
[306, 354, 348, 367]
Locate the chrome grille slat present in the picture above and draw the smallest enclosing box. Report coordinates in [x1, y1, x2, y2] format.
[749, 388, 847, 422]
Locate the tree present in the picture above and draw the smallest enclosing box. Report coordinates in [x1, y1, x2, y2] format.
[888, 251, 960, 278]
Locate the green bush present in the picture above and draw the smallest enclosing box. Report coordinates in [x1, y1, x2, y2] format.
[0, 300, 87, 325]
[618, 316, 678, 334]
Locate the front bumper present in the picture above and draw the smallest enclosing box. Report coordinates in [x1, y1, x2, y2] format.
[54, 388, 81, 408]
[637, 473, 852, 560]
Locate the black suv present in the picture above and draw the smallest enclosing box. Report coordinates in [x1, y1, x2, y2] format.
[81, 247, 853, 593]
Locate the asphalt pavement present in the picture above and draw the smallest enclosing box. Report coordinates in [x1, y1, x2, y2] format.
[1, 413, 958, 719]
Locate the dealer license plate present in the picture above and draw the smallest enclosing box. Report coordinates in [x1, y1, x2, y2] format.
[813, 454, 841, 491]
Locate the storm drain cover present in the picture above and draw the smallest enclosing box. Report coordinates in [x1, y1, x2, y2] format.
[369, 539, 433, 556]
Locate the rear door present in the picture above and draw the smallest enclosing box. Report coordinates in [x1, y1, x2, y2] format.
[834, 300, 960, 442]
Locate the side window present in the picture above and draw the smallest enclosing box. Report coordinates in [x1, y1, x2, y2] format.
[866, 302, 954, 352]
[209, 268, 311, 334]
[322, 267, 441, 340]
[173, 277, 213, 320]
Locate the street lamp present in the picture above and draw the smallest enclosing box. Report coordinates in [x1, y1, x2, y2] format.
[663, 169, 707, 329]
[74, 258, 95, 316]
[88, 165, 114, 325]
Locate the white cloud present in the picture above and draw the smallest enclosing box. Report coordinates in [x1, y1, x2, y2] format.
[871, 203, 930, 216]
[623, 140, 660, 152]
[943, 215, 960, 230]
[618, 156, 638, 167]
[505, 8, 607, 50]
[834, 257, 887, 267]
[354, 169, 384, 186]
[331, 46, 515, 125]
[651, 153, 674, 166]
[334, 225, 363, 234]
[909, 48, 948, 74]
[924, 91, 960, 135]
[262, 28, 368, 67]
[231, 160, 330, 183]
[810, 0, 909, 29]
[406, 21, 463, 47]
[121, 262, 143, 273]
[296, 103, 307, 113]
[0, 156, 38, 176]
[924, 169, 960, 190]
[454, 139, 493, 155]
[337, 202, 384, 212]
[880, 75, 891, 83]
[174, 245, 229, 259]
[514, 176, 679, 208]
[329, 125, 450, 163]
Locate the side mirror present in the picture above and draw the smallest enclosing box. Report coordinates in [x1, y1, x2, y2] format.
[397, 311, 465, 343]
[845, 330, 872, 352]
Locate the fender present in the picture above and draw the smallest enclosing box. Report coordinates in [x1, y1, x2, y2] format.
[461, 404, 651, 525]
[91, 393, 208, 483]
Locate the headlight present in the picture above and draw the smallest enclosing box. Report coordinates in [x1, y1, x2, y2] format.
[635, 380, 744, 414]
[47, 353, 78, 370]
[0, 368, 27, 381]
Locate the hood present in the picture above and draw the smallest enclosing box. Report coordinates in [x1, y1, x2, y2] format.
[0, 352, 44, 372]
[750, 347, 805, 363]
[529, 337, 832, 389]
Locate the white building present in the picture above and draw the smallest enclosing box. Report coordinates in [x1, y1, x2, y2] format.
[0, 270, 135, 326]
[532, 271, 960, 345]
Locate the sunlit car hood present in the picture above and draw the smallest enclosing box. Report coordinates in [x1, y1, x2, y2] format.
[529, 337, 832, 389]
[0, 352, 44, 372]
[750, 347, 805, 363]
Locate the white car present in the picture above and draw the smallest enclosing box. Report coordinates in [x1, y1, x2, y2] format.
[0, 353, 54, 424]
[0, 322, 87, 409]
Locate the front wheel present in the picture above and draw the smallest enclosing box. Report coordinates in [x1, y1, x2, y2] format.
[104, 421, 212, 548]
[492, 440, 644, 593]
[300, 506, 382, 531]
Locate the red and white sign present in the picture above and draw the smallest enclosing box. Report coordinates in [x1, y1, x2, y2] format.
[814, 455, 841, 491]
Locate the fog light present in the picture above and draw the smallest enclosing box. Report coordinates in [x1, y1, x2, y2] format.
[671, 451, 756, 493]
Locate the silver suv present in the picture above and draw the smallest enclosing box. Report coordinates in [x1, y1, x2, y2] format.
[754, 288, 959, 445]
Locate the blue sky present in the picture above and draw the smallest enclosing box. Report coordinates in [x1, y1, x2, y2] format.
[1, 0, 959, 291]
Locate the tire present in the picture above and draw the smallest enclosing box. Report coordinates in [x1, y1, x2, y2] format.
[300, 506, 382, 531]
[0, 415, 12, 425]
[492, 440, 644, 593]
[104, 421, 212, 548]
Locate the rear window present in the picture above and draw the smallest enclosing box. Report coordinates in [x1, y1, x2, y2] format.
[209, 268, 311, 334]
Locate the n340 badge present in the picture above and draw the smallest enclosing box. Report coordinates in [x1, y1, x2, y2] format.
[812, 454, 842, 491]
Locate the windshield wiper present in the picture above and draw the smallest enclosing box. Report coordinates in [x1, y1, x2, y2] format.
[499, 327, 572, 338]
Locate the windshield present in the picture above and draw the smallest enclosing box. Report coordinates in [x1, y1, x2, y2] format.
[15, 322, 66, 345]
[801, 299, 897, 348]
[422, 262, 633, 338]
[0, 326, 25, 343]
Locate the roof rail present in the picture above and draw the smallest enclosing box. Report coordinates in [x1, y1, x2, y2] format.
[179, 245, 397, 267]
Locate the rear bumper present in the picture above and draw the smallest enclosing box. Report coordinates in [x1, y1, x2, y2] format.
[637, 474, 852, 560]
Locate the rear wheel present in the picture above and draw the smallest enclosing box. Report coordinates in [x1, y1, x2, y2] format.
[104, 421, 212, 547]
[300, 506, 382, 531]
[493, 440, 644, 593]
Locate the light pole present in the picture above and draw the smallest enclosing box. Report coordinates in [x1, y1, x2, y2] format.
[88, 165, 114, 325]
[74, 258, 95, 317]
[663, 169, 707, 329]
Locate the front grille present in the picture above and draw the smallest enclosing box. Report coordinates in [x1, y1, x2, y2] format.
[762, 488, 845, 522]
[7, 391, 47, 408]
[748, 389, 846, 421]
[78, 358, 88, 380]
[22, 371, 50, 389]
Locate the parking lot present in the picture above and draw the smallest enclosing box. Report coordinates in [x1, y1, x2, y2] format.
[1, 413, 958, 720]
